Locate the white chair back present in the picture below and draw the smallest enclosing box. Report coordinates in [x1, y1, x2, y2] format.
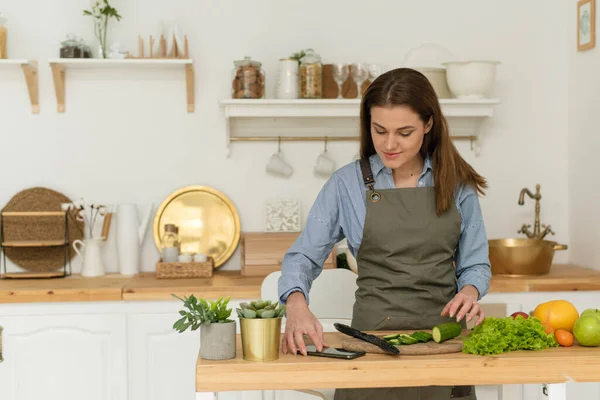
[261, 268, 358, 330]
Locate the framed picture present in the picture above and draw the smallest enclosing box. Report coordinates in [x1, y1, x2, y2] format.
[578, 0, 596, 51]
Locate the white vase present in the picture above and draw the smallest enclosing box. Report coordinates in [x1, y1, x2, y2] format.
[115, 203, 153, 276]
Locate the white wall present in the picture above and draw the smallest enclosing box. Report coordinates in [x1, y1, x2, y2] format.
[568, 0, 600, 269]
[0, 0, 570, 273]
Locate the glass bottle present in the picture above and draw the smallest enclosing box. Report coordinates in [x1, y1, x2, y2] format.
[300, 49, 323, 99]
[231, 56, 265, 99]
[161, 224, 180, 262]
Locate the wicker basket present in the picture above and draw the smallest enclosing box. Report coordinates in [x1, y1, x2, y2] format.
[155, 257, 214, 279]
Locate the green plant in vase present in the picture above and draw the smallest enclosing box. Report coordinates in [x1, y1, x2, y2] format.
[83, 0, 122, 59]
[237, 300, 286, 362]
[172, 294, 236, 360]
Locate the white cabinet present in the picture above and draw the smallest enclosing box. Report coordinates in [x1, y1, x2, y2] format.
[127, 300, 263, 400]
[127, 302, 200, 400]
[0, 303, 127, 400]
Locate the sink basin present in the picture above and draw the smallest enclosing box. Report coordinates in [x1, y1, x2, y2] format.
[488, 238, 568, 276]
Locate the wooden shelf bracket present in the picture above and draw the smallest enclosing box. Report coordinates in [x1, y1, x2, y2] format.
[50, 62, 66, 113]
[186, 63, 194, 113]
[20, 61, 39, 114]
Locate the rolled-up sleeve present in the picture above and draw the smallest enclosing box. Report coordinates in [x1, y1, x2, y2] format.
[278, 174, 345, 305]
[454, 185, 492, 299]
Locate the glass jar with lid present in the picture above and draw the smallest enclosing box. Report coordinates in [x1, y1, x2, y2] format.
[231, 56, 265, 99]
[60, 33, 83, 58]
[161, 223, 180, 262]
[299, 49, 323, 99]
[0, 13, 7, 59]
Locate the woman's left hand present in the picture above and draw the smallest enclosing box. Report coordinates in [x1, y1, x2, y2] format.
[441, 285, 484, 325]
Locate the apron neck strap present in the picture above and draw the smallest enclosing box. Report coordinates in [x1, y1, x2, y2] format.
[359, 158, 375, 190]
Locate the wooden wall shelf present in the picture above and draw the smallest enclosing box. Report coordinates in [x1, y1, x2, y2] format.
[0, 59, 40, 114]
[48, 58, 195, 113]
[219, 98, 500, 156]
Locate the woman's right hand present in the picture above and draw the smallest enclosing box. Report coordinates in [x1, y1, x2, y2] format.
[282, 292, 327, 356]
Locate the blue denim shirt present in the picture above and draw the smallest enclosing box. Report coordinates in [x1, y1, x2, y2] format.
[278, 153, 492, 305]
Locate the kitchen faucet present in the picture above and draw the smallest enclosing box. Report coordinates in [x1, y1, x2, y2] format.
[517, 184, 555, 240]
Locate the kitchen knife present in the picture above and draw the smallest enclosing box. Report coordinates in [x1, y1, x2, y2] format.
[333, 322, 400, 355]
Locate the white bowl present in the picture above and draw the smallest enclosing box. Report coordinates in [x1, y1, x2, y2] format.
[442, 60, 500, 99]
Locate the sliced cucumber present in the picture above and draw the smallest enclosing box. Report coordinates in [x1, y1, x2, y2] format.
[411, 331, 433, 343]
[432, 322, 462, 343]
[388, 339, 401, 345]
[397, 334, 419, 345]
[382, 334, 399, 341]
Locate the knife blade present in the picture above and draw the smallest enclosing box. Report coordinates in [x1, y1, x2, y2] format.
[333, 322, 400, 355]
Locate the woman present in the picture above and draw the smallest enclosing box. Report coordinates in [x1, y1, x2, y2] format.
[278, 68, 491, 400]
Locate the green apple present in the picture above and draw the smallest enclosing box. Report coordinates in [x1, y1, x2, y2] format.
[581, 309, 600, 317]
[573, 315, 600, 346]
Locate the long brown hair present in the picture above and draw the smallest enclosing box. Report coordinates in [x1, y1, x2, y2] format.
[360, 68, 488, 215]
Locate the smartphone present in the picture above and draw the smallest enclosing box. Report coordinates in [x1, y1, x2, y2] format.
[305, 345, 366, 359]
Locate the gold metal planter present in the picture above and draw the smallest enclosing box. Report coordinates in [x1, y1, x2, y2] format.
[239, 317, 282, 362]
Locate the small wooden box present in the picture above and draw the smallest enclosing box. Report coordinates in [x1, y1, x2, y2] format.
[155, 257, 214, 279]
[240, 232, 336, 277]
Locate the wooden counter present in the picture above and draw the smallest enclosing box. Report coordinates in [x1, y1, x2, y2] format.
[195, 331, 600, 393]
[0, 273, 129, 303]
[121, 271, 264, 301]
[0, 264, 599, 304]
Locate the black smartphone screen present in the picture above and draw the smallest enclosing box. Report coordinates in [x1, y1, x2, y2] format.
[305, 345, 366, 359]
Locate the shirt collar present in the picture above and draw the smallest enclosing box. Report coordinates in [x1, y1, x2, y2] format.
[369, 153, 433, 177]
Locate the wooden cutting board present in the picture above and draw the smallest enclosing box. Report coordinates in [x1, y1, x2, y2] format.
[340, 332, 466, 355]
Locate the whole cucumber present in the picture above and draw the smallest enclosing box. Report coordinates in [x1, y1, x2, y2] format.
[432, 322, 462, 343]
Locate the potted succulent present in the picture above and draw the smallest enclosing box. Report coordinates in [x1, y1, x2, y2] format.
[237, 300, 286, 361]
[172, 294, 236, 360]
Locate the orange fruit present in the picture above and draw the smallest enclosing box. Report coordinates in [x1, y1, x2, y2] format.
[532, 300, 580, 333]
[554, 329, 574, 347]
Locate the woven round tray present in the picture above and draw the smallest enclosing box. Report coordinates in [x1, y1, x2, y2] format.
[1, 187, 84, 272]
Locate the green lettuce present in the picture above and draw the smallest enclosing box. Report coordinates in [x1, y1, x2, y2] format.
[462, 315, 559, 355]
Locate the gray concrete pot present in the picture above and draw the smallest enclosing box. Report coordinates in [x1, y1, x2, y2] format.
[199, 321, 236, 360]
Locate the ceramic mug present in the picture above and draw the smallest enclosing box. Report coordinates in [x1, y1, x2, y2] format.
[178, 253, 193, 262]
[194, 253, 208, 262]
[314, 152, 336, 177]
[266, 151, 293, 178]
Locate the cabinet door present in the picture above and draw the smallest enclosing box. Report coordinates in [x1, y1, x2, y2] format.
[0, 313, 127, 400]
[128, 301, 275, 400]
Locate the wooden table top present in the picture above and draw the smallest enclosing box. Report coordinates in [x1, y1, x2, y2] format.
[195, 331, 600, 392]
[0, 264, 599, 304]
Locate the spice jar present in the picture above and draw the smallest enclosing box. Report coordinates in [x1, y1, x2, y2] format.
[161, 223, 180, 262]
[300, 49, 323, 99]
[0, 13, 7, 59]
[231, 56, 265, 99]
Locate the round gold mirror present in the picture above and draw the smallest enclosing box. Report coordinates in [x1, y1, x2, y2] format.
[153, 186, 241, 268]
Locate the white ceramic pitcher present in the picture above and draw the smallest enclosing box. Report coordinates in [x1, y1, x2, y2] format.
[115, 203, 153, 276]
[73, 238, 106, 277]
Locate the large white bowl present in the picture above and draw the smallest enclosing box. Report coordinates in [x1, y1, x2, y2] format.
[442, 60, 500, 99]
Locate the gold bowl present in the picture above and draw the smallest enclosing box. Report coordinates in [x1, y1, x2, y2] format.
[488, 238, 568, 276]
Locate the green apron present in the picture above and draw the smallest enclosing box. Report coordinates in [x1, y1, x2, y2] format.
[333, 158, 477, 400]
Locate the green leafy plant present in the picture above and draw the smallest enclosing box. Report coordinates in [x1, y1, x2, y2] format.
[83, 0, 122, 58]
[172, 294, 233, 333]
[236, 300, 286, 319]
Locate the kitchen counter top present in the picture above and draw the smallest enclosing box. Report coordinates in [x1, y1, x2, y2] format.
[0, 264, 599, 304]
[195, 331, 600, 393]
